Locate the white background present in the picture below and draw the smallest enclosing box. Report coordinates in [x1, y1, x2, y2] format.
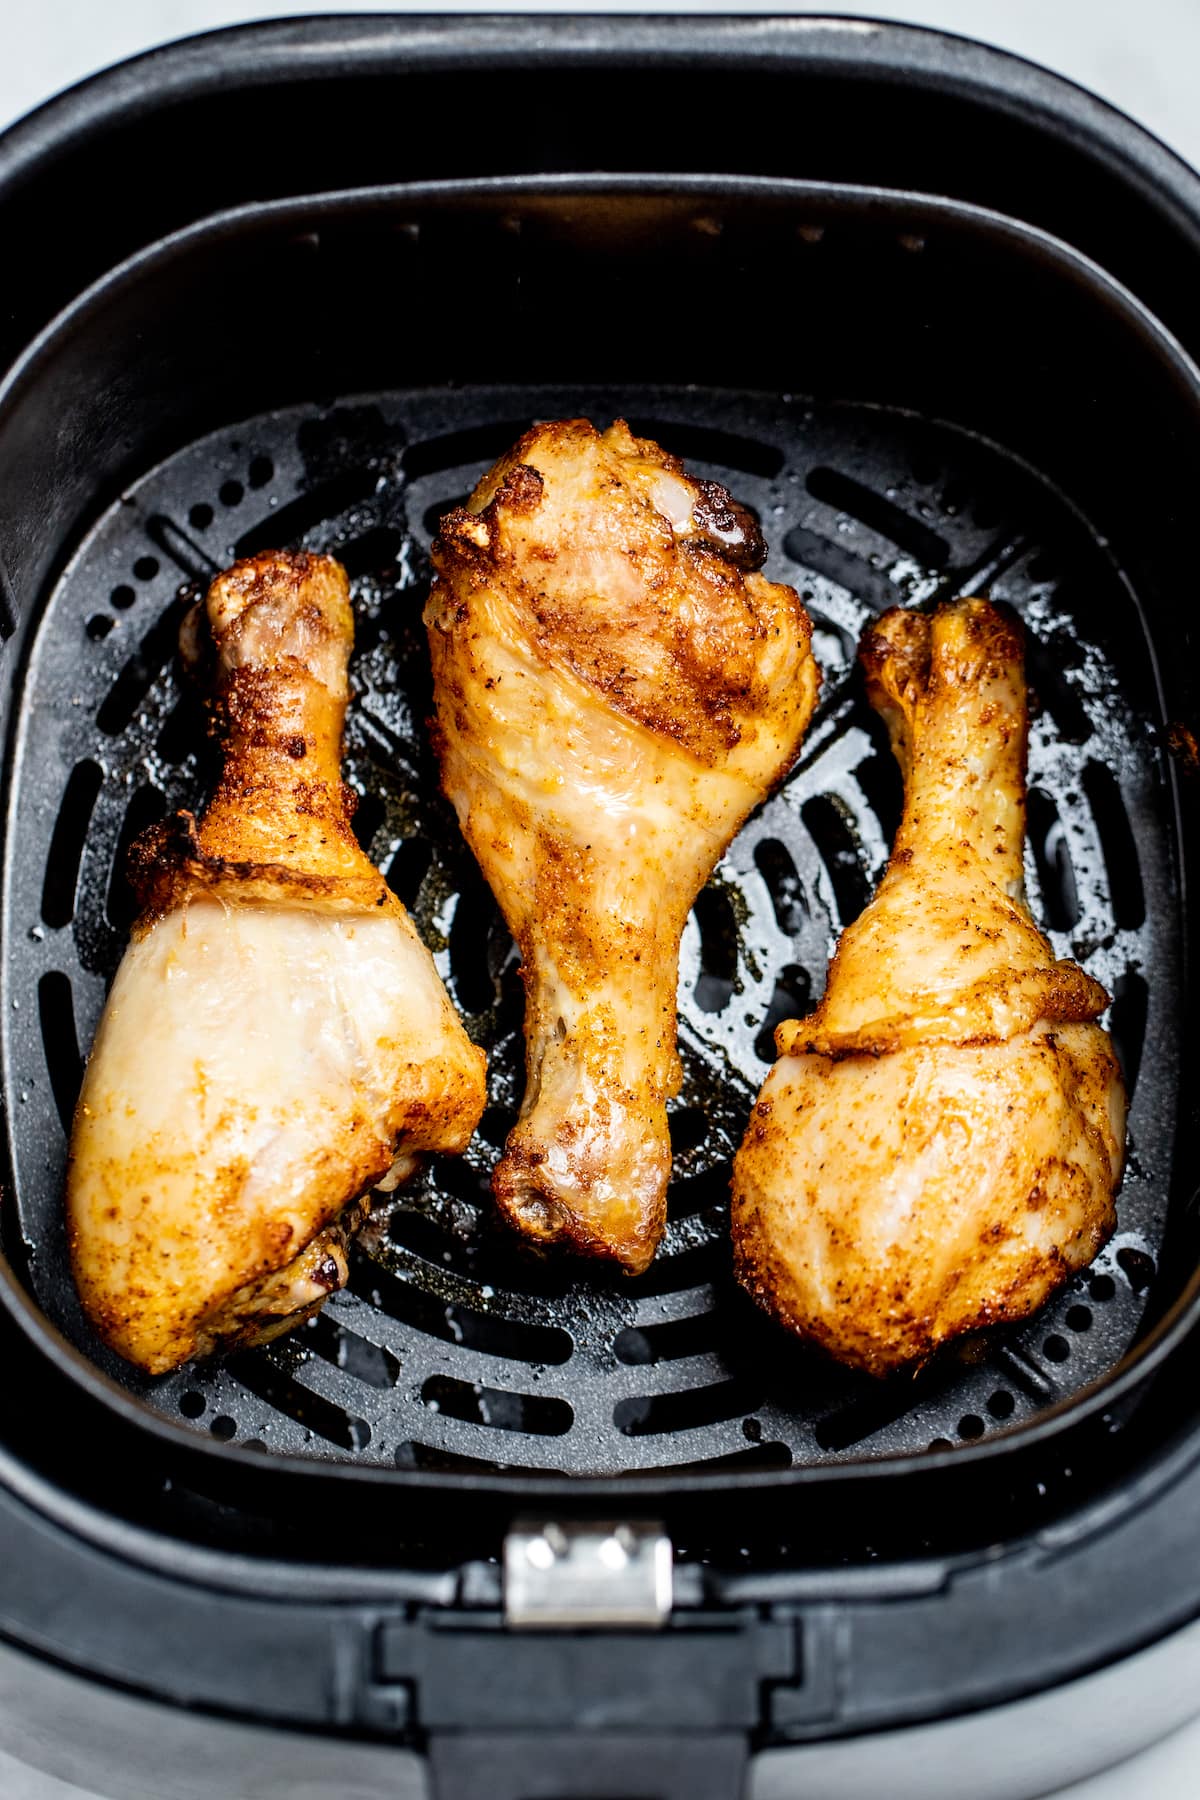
[0, 4, 1196, 1798]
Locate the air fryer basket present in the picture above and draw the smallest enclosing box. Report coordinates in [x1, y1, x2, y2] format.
[2, 279, 1178, 1474]
[2, 171, 1196, 1496]
[1, 20, 1200, 1796]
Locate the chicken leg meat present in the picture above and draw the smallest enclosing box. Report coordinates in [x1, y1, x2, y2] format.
[68, 550, 487, 1374]
[426, 419, 819, 1272]
[733, 598, 1125, 1374]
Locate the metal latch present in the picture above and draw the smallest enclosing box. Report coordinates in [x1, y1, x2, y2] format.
[504, 1518, 673, 1628]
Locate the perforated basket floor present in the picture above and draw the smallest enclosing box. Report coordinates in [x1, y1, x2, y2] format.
[0, 386, 1176, 1474]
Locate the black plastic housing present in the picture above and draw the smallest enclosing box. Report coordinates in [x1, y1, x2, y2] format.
[0, 16, 1198, 1785]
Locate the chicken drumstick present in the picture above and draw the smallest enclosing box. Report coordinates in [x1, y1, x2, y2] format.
[733, 598, 1125, 1374]
[426, 420, 819, 1272]
[68, 551, 486, 1373]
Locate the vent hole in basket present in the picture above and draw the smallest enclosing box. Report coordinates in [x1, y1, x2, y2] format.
[1025, 630, 1093, 745]
[304, 1312, 400, 1388]
[234, 467, 376, 560]
[806, 606, 856, 673]
[230, 1353, 371, 1452]
[626, 419, 783, 479]
[97, 595, 191, 736]
[247, 455, 274, 490]
[1082, 762, 1145, 929]
[691, 883, 739, 1013]
[106, 783, 167, 933]
[402, 421, 531, 482]
[37, 971, 82, 1135]
[85, 615, 112, 641]
[1065, 1304, 1093, 1333]
[156, 689, 206, 766]
[145, 515, 218, 584]
[624, 1234, 724, 1299]
[987, 1390, 1016, 1420]
[133, 557, 159, 583]
[614, 1313, 720, 1365]
[41, 759, 103, 929]
[994, 1345, 1055, 1402]
[110, 584, 135, 611]
[1108, 970, 1148, 1100]
[754, 838, 808, 937]
[805, 466, 950, 568]
[801, 794, 872, 925]
[1116, 1246, 1155, 1292]
[388, 1207, 478, 1279]
[338, 525, 404, 578]
[1090, 1273, 1117, 1302]
[958, 1413, 985, 1440]
[210, 1415, 237, 1441]
[782, 525, 898, 613]
[1043, 1334, 1071, 1363]
[449, 867, 509, 1015]
[219, 480, 244, 509]
[350, 789, 387, 856]
[668, 1107, 707, 1155]
[480, 1105, 515, 1150]
[755, 964, 812, 1063]
[668, 1165, 732, 1222]
[1027, 788, 1080, 931]
[384, 836, 434, 909]
[854, 751, 905, 849]
[615, 1377, 758, 1438]
[179, 1391, 205, 1419]
[422, 1374, 572, 1436]
[349, 1258, 572, 1365]
[189, 503, 214, 531]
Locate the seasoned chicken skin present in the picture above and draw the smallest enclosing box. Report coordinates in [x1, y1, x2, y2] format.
[68, 551, 486, 1374]
[426, 420, 819, 1271]
[733, 599, 1125, 1374]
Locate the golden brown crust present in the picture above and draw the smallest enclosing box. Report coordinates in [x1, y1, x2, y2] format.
[68, 550, 488, 1374]
[127, 811, 392, 928]
[780, 960, 1109, 1058]
[426, 419, 819, 1272]
[733, 1024, 1122, 1377]
[732, 597, 1125, 1375]
[432, 418, 813, 769]
[143, 550, 370, 909]
[790, 598, 1109, 1053]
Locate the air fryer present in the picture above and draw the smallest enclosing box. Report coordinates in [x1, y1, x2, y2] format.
[0, 17, 1198, 1800]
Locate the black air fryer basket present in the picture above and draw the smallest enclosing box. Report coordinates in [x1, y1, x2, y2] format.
[1, 18, 1200, 1800]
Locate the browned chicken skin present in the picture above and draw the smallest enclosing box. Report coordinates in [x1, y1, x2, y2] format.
[68, 551, 486, 1374]
[733, 598, 1125, 1374]
[426, 420, 819, 1272]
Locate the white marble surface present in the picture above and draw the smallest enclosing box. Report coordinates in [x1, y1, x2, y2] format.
[0, 3, 1196, 1797]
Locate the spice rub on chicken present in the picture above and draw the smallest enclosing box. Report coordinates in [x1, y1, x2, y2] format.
[67, 551, 486, 1374]
[733, 598, 1125, 1375]
[425, 419, 819, 1273]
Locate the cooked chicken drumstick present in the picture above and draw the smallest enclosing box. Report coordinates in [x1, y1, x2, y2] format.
[426, 420, 819, 1272]
[733, 598, 1125, 1374]
[68, 551, 486, 1374]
